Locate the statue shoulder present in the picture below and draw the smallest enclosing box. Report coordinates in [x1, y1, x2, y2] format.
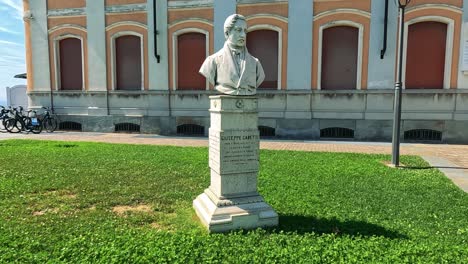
[212, 49, 225, 60]
[203, 49, 225, 66]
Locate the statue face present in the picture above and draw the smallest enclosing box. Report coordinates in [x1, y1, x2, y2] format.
[227, 19, 247, 48]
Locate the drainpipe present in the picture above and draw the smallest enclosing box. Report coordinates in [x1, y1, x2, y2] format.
[380, 0, 389, 59]
[50, 87, 54, 112]
[106, 88, 110, 116]
[153, 0, 160, 63]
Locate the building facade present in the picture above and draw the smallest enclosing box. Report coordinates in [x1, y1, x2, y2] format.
[23, 0, 468, 142]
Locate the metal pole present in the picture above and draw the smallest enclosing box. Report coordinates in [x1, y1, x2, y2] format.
[391, 5, 405, 166]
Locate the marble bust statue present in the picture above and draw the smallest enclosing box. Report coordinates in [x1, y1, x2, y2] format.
[199, 14, 265, 96]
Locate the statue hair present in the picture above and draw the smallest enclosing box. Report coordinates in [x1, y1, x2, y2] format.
[224, 14, 246, 39]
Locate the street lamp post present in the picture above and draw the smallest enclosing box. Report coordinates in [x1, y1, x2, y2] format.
[391, 0, 411, 167]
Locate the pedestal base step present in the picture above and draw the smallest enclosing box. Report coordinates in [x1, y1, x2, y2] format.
[193, 192, 278, 233]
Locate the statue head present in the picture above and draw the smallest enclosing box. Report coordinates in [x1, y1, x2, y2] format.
[224, 14, 247, 49]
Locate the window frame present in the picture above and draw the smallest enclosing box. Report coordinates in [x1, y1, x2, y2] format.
[317, 21, 364, 90]
[247, 25, 282, 90]
[53, 34, 85, 91]
[110, 31, 145, 91]
[172, 28, 210, 91]
[402, 16, 454, 90]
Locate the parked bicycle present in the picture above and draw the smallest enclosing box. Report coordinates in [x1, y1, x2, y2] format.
[0, 106, 10, 132]
[3, 106, 42, 134]
[40, 106, 58, 133]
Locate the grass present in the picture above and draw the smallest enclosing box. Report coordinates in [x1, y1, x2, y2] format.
[0, 139, 467, 263]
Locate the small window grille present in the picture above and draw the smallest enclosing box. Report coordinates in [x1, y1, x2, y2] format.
[177, 124, 204, 136]
[404, 129, 442, 142]
[115, 123, 140, 133]
[320, 127, 354, 139]
[258, 126, 275, 137]
[59, 121, 82, 132]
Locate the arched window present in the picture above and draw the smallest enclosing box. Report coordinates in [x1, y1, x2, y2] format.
[321, 26, 358, 90]
[177, 32, 206, 90]
[247, 29, 279, 89]
[405, 21, 447, 89]
[59, 38, 83, 90]
[115, 35, 142, 90]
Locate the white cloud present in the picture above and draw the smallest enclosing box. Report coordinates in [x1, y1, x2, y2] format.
[0, 39, 23, 46]
[0, 26, 19, 35]
[0, 0, 23, 20]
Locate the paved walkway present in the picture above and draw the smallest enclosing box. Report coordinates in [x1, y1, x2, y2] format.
[1, 131, 467, 192]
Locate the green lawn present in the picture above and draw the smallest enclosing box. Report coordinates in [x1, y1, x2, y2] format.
[0, 140, 467, 263]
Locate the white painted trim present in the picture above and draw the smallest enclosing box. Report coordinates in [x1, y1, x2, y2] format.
[168, 0, 213, 9]
[48, 24, 86, 34]
[245, 14, 288, 23]
[48, 8, 86, 17]
[317, 21, 364, 90]
[406, 4, 462, 14]
[248, 24, 282, 90]
[402, 16, 454, 89]
[169, 18, 213, 28]
[110, 31, 145, 91]
[314, 9, 371, 21]
[238, 0, 287, 4]
[105, 4, 147, 13]
[172, 28, 210, 90]
[106, 21, 147, 31]
[53, 34, 85, 91]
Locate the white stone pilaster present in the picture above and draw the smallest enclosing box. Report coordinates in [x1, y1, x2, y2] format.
[148, 0, 169, 90]
[367, 0, 398, 89]
[29, 0, 51, 91]
[214, 0, 236, 51]
[286, 0, 313, 90]
[86, 0, 107, 91]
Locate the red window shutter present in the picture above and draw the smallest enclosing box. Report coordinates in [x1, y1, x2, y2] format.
[115, 35, 142, 90]
[177, 33, 206, 90]
[321, 26, 358, 90]
[59, 38, 83, 90]
[406, 22, 446, 89]
[247, 30, 279, 89]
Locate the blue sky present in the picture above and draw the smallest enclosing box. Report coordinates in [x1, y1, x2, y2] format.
[0, 0, 26, 104]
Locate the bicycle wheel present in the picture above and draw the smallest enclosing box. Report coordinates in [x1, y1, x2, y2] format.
[0, 118, 6, 132]
[43, 117, 58, 133]
[23, 117, 32, 133]
[30, 118, 42, 134]
[4, 118, 21, 133]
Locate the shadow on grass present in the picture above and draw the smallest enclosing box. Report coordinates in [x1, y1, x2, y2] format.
[400, 166, 468, 170]
[269, 215, 408, 239]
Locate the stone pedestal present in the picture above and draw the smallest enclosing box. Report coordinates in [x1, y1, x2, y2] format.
[193, 95, 278, 233]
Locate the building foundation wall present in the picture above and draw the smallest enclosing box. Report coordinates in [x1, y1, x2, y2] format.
[27, 90, 468, 143]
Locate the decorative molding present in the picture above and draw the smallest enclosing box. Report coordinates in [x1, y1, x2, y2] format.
[237, 0, 287, 4]
[106, 21, 147, 31]
[48, 4, 149, 16]
[402, 16, 455, 90]
[172, 28, 210, 90]
[49, 24, 87, 34]
[248, 24, 282, 90]
[406, 4, 462, 14]
[105, 4, 147, 13]
[314, 9, 371, 21]
[317, 20, 364, 90]
[48, 8, 86, 17]
[245, 14, 288, 23]
[168, 0, 213, 9]
[169, 18, 213, 28]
